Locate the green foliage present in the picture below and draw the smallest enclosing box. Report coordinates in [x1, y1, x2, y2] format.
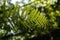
[0, 0, 60, 40]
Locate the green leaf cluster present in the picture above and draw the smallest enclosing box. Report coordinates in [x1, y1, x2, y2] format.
[0, 0, 60, 40]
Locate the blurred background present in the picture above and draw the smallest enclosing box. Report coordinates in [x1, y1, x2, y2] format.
[0, 0, 60, 40]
